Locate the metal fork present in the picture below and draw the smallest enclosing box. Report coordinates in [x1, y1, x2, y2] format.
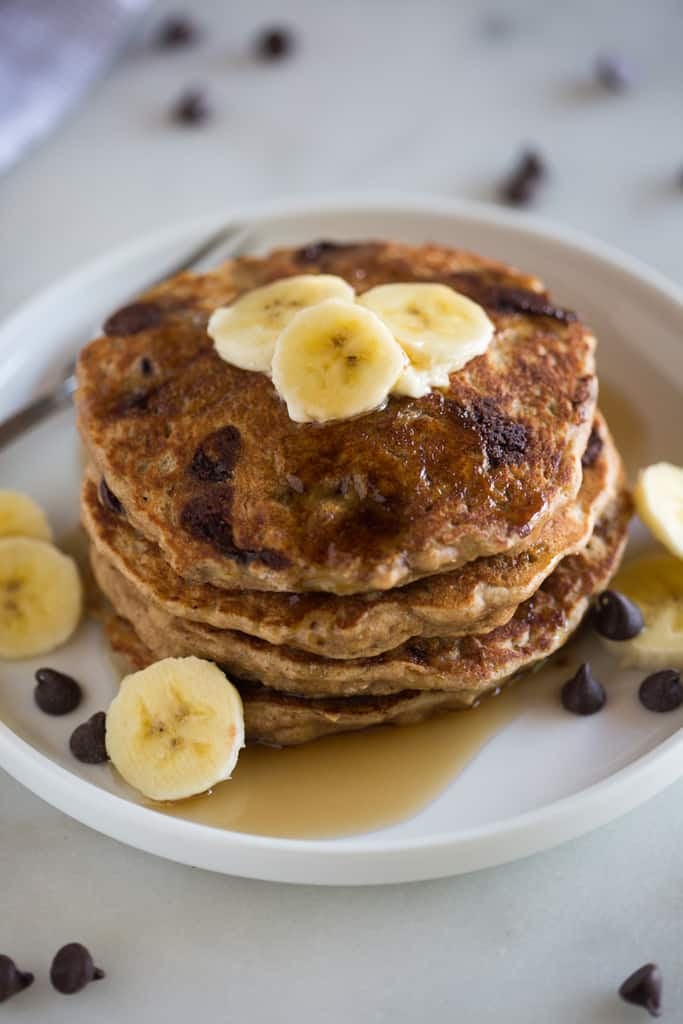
[0, 223, 253, 450]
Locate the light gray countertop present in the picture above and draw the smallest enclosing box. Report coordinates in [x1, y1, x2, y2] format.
[1, 1, 683, 1020]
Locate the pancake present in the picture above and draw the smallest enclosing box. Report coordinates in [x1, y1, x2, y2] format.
[82, 415, 618, 659]
[76, 239, 597, 595]
[93, 484, 631, 700]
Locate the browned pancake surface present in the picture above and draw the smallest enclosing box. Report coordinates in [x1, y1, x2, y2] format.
[77, 240, 596, 594]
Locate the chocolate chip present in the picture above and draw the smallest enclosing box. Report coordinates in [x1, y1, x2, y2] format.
[593, 590, 644, 641]
[103, 302, 161, 337]
[254, 26, 295, 60]
[69, 712, 108, 764]
[561, 663, 606, 715]
[482, 285, 577, 323]
[581, 426, 603, 467]
[500, 149, 547, 205]
[0, 955, 34, 1003]
[595, 54, 633, 92]
[171, 88, 211, 125]
[296, 240, 348, 264]
[189, 426, 241, 483]
[157, 14, 198, 48]
[50, 943, 105, 995]
[99, 478, 125, 516]
[639, 670, 683, 713]
[453, 398, 528, 468]
[34, 668, 82, 716]
[181, 493, 289, 569]
[619, 963, 662, 1018]
[139, 356, 154, 377]
[406, 641, 429, 666]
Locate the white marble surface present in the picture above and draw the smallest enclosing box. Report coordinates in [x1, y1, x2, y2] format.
[1, 1, 683, 1020]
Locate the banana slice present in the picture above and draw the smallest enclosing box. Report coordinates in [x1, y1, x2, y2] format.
[0, 490, 52, 542]
[271, 298, 407, 423]
[105, 656, 245, 802]
[603, 553, 683, 669]
[635, 463, 683, 559]
[209, 274, 355, 373]
[358, 282, 494, 397]
[0, 538, 82, 659]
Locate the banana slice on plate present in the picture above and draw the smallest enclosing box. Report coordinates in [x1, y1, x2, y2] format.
[271, 298, 407, 423]
[604, 553, 683, 669]
[635, 463, 683, 559]
[208, 274, 355, 373]
[0, 490, 53, 542]
[358, 282, 494, 397]
[106, 656, 245, 802]
[0, 537, 82, 659]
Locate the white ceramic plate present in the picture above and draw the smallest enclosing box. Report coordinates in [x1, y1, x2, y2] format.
[1, 195, 682, 886]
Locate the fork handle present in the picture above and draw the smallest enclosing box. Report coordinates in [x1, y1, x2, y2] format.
[0, 374, 77, 450]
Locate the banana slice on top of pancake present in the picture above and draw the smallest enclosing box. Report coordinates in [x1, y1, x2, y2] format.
[106, 656, 244, 801]
[209, 273, 355, 372]
[358, 282, 494, 397]
[272, 298, 407, 423]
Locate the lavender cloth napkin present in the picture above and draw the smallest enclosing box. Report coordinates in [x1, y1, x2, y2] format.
[0, 0, 150, 174]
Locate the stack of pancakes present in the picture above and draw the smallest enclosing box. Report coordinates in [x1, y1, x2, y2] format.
[76, 241, 631, 746]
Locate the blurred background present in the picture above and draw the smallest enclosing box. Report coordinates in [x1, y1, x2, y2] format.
[1, 0, 682, 320]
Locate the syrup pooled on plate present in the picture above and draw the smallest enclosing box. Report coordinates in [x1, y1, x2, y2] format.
[161, 672, 550, 839]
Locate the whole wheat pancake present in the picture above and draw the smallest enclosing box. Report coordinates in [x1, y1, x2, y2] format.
[93, 484, 630, 700]
[104, 489, 629, 745]
[77, 240, 597, 595]
[82, 416, 617, 659]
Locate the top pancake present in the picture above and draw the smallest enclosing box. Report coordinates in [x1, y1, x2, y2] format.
[76, 240, 597, 594]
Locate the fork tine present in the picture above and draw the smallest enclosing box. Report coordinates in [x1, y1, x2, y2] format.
[144, 223, 254, 290]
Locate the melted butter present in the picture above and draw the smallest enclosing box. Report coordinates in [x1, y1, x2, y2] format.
[161, 671, 550, 840]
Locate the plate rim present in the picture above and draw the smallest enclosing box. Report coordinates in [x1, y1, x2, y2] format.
[2, 192, 683, 885]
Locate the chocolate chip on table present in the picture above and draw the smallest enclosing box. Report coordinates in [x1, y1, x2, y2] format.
[499, 149, 547, 205]
[171, 88, 211, 125]
[560, 663, 606, 715]
[99, 478, 125, 516]
[103, 302, 161, 337]
[595, 53, 633, 92]
[69, 712, 108, 764]
[639, 670, 683, 713]
[592, 589, 644, 641]
[157, 14, 199, 48]
[0, 955, 34, 1004]
[618, 963, 662, 1018]
[50, 943, 105, 996]
[34, 668, 82, 716]
[254, 26, 295, 60]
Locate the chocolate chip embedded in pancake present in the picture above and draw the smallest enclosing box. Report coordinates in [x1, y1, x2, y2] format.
[77, 240, 597, 594]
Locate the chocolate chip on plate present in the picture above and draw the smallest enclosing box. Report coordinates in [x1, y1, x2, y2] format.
[595, 53, 633, 92]
[639, 670, 683, 713]
[561, 663, 606, 715]
[171, 88, 211, 125]
[34, 668, 82, 716]
[619, 963, 662, 1018]
[69, 712, 108, 764]
[157, 14, 199, 48]
[592, 589, 644, 640]
[99, 478, 125, 516]
[499, 149, 547, 205]
[0, 955, 34, 1003]
[50, 943, 105, 996]
[254, 26, 295, 60]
